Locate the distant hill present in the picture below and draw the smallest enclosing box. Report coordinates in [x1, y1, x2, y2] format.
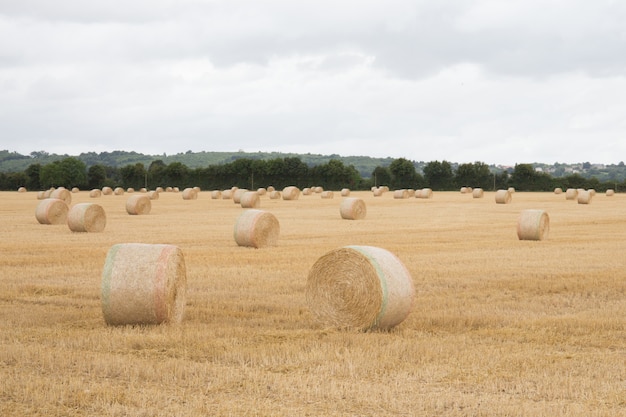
[0, 149, 398, 179]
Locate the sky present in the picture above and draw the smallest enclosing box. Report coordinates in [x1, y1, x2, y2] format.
[1, 0, 625, 166]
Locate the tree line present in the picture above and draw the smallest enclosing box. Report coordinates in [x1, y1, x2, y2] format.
[0, 156, 622, 192]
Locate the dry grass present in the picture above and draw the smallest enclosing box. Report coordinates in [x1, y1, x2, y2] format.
[1, 190, 625, 416]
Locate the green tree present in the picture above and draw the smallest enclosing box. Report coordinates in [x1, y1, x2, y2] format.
[119, 163, 147, 189]
[25, 164, 42, 190]
[371, 166, 391, 188]
[165, 162, 189, 187]
[88, 164, 107, 189]
[423, 160, 455, 190]
[389, 158, 418, 189]
[40, 157, 87, 188]
[455, 161, 493, 189]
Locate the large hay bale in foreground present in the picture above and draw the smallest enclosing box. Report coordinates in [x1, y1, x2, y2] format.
[517, 209, 549, 241]
[340, 198, 366, 220]
[240, 191, 261, 208]
[35, 198, 68, 225]
[126, 195, 151, 215]
[306, 246, 415, 330]
[282, 186, 300, 200]
[182, 187, 198, 200]
[234, 209, 280, 248]
[495, 189, 512, 204]
[101, 243, 186, 326]
[50, 188, 72, 205]
[67, 203, 106, 232]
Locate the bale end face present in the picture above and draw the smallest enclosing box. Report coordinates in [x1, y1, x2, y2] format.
[35, 198, 69, 225]
[234, 209, 280, 248]
[68, 203, 106, 232]
[126, 195, 151, 215]
[517, 210, 549, 241]
[340, 198, 366, 220]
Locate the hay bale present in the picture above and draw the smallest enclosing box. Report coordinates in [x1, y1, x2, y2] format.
[101, 243, 186, 326]
[36, 191, 46, 200]
[148, 190, 159, 200]
[240, 191, 261, 208]
[67, 203, 106, 232]
[156, 187, 164, 193]
[472, 188, 484, 198]
[269, 191, 281, 199]
[89, 189, 102, 198]
[113, 187, 124, 195]
[341, 188, 350, 197]
[495, 189, 512, 204]
[517, 209, 549, 241]
[18, 187, 27, 193]
[565, 188, 578, 200]
[416, 188, 433, 199]
[606, 189, 615, 196]
[173, 187, 180, 193]
[221, 189, 233, 199]
[282, 186, 300, 200]
[321, 191, 334, 199]
[267, 186, 275, 193]
[577, 190, 593, 204]
[126, 195, 151, 215]
[193, 186, 201, 192]
[302, 187, 313, 196]
[460, 187, 469, 194]
[233, 188, 248, 204]
[305, 245, 415, 330]
[166, 186, 173, 192]
[182, 187, 198, 200]
[393, 189, 409, 199]
[588, 189, 596, 196]
[234, 209, 279, 248]
[373, 188, 384, 197]
[71, 187, 79, 193]
[211, 190, 222, 199]
[139, 188, 147, 193]
[50, 188, 72, 204]
[554, 188, 563, 194]
[256, 188, 267, 196]
[35, 198, 69, 225]
[43, 189, 54, 198]
[507, 187, 515, 193]
[340, 197, 366, 220]
[102, 186, 113, 195]
[126, 188, 135, 193]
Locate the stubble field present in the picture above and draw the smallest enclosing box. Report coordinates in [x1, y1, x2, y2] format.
[0, 188, 625, 416]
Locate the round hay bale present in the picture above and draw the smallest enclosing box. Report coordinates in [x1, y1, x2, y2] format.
[305, 245, 415, 330]
[240, 191, 261, 208]
[166, 186, 173, 192]
[282, 186, 300, 200]
[113, 187, 124, 195]
[606, 189, 615, 196]
[340, 197, 366, 220]
[554, 188, 563, 194]
[234, 209, 279, 248]
[393, 189, 409, 199]
[43, 189, 54, 198]
[460, 187, 469, 194]
[36, 191, 46, 200]
[417, 188, 433, 199]
[495, 189, 512, 204]
[72, 187, 80, 193]
[577, 190, 593, 204]
[50, 188, 72, 204]
[588, 189, 596, 196]
[172, 187, 180, 193]
[155, 187, 164, 193]
[321, 191, 334, 199]
[18, 186, 27, 193]
[211, 190, 222, 199]
[148, 190, 159, 200]
[565, 188, 578, 200]
[373, 188, 384, 197]
[341, 188, 350, 197]
[89, 189, 102, 198]
[314, 186, 324, 193]
[126, 188, 135, 193]
[182, 187, 198, 200]
[507, 187, 515, 193]
[380, 186, 390, 193]
[267, 186, 275, 193]
[256, 187, 267, 196]
[102, 186, 113, 195]
[517, 209, 549, 241]
[221, 189, 233, 199]
[269, 191, 281, 199]
[233, 188, 248, 204]
[472, 188, 484, 198]
[126, 195, 151, 215]
[139, 188, 147, 193]
[193, 186, 201, 192]
[35, 198, 69, 225]
[67, 203, 106, 232]
[101, 243, 186, 326]
[302, 187, 313, 196]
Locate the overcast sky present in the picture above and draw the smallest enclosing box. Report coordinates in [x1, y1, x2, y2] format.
[1, 0, 625, 165]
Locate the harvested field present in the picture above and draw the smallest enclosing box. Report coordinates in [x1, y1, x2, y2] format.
[0, 190, 625, 416]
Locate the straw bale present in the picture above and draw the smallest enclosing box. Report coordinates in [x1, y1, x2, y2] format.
[35, 198, 69, 225]
[472, 188, 484, 198]
[373, 188, 384, 197]
[269, 191, 281, 199]
[495, 189, 512, 204]
[113, 187, 124, 195]
[89, 189, 102, 198]
[127, 188, 135, 193]
[577, 190, 593, 204]
[565, 188, 578, 200]
[67, 203, 106, 232]
[517, 209, 549, 241]
[380, 186, 390, 192]
[139, 188, 147, 193]
[267, 186, 275, 193]
[460, 187, 469, 193]
[101, 243, 186, 325]
[606, 189, 615, 196]
[393, 189, 409, 199]
[417, 188, 433, 199]
[18, 187, 27, 192]
[340, 188, 350, 197]
[407, 189, 416, 197]
[102, 186, 113, 195]
[256, 188, 267, 196]
[240, 191, 261, 208]
[302, 188, 312, 195]
[182, 187, 198, 200]
[305, 245, 415, 330]
[37, 191, 46, 200]
[71, 187, 79, 193]
[211, 190, 222, 199]
[340, 198, 366, 220]
[193, 186, 201, 192]
[50, 188, 72, 204]
[314, 186, 324, 193]
[321, 191, 334, 199]
[282, 186, 301, 200]
[222, 189, 233, 199]
[166, 187, 173, 192]
[233, 188, 248, 204]
[173, 187, 180, 193]
[148, 191, 159, 200]
[588, 189, 596, 196]
[508, 187, 515, 193]
[554, 188, 563, 194]
[155, 187, 164, 193]
[234, 209, 280, 248]
[126, 195, 151, 215]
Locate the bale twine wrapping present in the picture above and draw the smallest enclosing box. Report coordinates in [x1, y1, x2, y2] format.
[472, 188, 484, 198]
[282, 186, 300, 200]
[233, 189, 248, 204]
[341, 188, 350, 197]
[577, 190, 593, 204]
[211, 190, 222, 199]
[240, 191, 261, 208]
[126, 195, 151, 215]
[35, 198, 69, 225]
[101, 243, 186, 325]
[148, 190, 159, 200]
[89, 189, 102, 198]
[269, 191, 281, 199]
[321, 191, 334, 199]
[18, 187, 27, 192]
[565, 188, 578, 200]
[182, 187, 198, 200]
[67, 203, 106, 232]
[554, 188, 563, 194]
[305, 245, 415, 330]
[393, 189, 409, 199]
[606, 189, 615, 196]
[340, 198, 366, 220]
[102, 186, 113, 195]
[50, 188, 72, 204]
[517, 209, 549, 241]
[234, 209, 280, 248]
[495, 189, 512, 204]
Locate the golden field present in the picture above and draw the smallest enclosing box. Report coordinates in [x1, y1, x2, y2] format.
[0, 188, 625, 416]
